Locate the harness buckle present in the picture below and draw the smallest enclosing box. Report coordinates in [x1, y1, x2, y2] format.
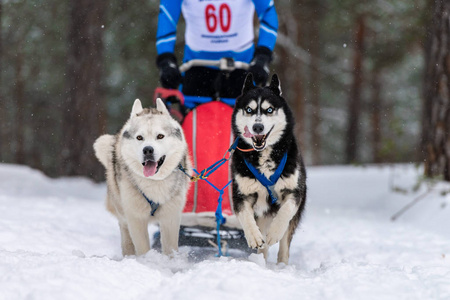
[190, 171, 209, 182]
[190, 176, 201, 182]
[223, 148, 235, 160]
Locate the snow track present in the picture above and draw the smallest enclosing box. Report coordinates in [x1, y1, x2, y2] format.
[0, 164, 449, 300]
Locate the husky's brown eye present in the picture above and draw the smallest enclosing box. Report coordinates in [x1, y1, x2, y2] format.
[136, 135, 144, 141]
[157, 134, 165, 140]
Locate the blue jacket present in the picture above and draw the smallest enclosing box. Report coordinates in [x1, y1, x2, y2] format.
[156, 0, 278, 63]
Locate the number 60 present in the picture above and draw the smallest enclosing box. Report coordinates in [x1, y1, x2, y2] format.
[205, 4, 231, 33]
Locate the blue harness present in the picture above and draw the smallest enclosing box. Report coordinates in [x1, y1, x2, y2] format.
[243, 152, 288, 204]
[140, 191, 160, 216]
[149, 138, 287, 256]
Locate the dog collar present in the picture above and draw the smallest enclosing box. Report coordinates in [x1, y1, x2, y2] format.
[236, 146, 255, 152]
[243, 152, 288, 204]
[229, 136, 254, 152]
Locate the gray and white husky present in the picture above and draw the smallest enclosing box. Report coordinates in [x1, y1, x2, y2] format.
[231, 74, 307, 264]
[94, 98, 191, 256]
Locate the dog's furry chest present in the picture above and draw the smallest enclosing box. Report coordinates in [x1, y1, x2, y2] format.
[131, 169, 186, 205]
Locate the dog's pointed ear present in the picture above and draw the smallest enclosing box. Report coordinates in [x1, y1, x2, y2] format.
[156, 98, 170, 115]
[131, 99, 143, 117]
[242, 73, 256, 94]
[269, 74, 282, 96]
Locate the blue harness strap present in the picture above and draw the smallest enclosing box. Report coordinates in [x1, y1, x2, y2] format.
[243, 152, 288, 204]
[140, 191, 160, 216]
[176, 139, 240, 257]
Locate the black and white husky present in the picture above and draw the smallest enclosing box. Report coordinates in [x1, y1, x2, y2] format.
[94, 99, 191, 257]
[231, 74, 307, 264]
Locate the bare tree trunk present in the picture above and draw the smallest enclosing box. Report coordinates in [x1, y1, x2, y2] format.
[309, 2, 322, 165]
[14, 48, 25, 164]
[345, 15, 365, 164]
[278, 38, 305, 147]
[370, 69, 382, 163]
[276, 2, 306, 151]
[422, 0, 434, 164]
[423, 0, 450, 181]
[293, 67, 306, 151]
[61, 0, 107, 180]
[0, 0, 3, 162]
[294, 3, 306, 153]
[422, 0, 436, 170]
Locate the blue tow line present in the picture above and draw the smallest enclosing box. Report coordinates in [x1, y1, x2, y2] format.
[178, 137, 287, 257]
[178, 137, 239, 257]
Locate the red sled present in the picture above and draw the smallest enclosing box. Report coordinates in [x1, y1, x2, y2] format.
[153, 91, 248, 253]
[180, 101, 241, 227]
[180, 101, 247, 252]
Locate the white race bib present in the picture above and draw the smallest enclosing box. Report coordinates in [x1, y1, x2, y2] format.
[182, 0, 255, 52]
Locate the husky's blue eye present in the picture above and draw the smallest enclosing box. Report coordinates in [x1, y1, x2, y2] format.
[267, 107, 274, 114]
[245, 107, 253, 113]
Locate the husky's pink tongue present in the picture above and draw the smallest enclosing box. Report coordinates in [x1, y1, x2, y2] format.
[243, 125, 254, 138]
[143, 161, 157, 177]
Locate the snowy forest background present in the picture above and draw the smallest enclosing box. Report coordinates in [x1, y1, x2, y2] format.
[0, 0, 437, 181]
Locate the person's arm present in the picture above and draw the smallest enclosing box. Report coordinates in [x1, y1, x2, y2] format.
[249, 0, 278, 86]
[254, 0, 278, 52]
[156, 0, 183, 89]
[156, 0, 183, 55]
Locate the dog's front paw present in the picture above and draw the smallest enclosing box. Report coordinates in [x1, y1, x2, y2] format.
[244, 227, 265, 249]
[266, 223, 288, 247]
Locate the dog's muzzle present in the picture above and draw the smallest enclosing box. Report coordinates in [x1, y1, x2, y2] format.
[244, 125, 274, 151]
[142, 146, 166, 177]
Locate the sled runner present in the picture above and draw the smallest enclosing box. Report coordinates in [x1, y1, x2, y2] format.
[152, 58, 251, 256]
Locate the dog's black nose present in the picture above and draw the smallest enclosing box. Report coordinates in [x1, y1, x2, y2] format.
[143, 146, 154, 156]
[253, 123, 264, 134]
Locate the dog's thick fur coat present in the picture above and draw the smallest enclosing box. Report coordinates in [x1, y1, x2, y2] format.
[94, 99, 191, 256]
[231, 74, 306, 264]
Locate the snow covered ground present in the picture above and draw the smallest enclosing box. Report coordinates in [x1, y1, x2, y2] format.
[1, 163, 450, 300]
